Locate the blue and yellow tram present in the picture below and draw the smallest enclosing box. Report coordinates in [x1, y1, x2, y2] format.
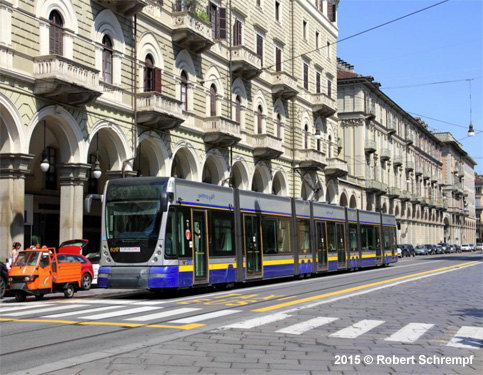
[95, 177, 397, 290]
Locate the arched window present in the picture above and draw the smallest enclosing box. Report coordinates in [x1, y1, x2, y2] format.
[257, 105, 263, 134]
[102, 35, 113, 84]
[328, 135, 332, 158]
[180, 71, 188, 111]
[49, 10, 63, 55]
[235, 95, 241, 123]
[304, 124, 309, 149]
[144, 54, 154, 92]
[276, 113, 281, 138]
[210, 84, 217, 116]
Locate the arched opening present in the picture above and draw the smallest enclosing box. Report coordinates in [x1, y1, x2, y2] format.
[202, 156, 222, 185]
[230, 161, 248, 189]
[339, 193, 348, 207]
[144, 54, 154, 92]
[304, 123, 309, 149]
[171, 147, 197, 180]
[257, 105, 263, 134]
[235, 95, 241, 124]
[349, 195, 357, 209]
[180, 71, 188, 111]
[210, 84, 217, 116]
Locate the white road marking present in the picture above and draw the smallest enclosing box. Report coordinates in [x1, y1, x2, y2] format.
[330, 319, 385, 338]
[169, 309, 242, 323]
[0, 304, 50, 313]
[124, 307, 200, 322]
[447, 326, 483, 349]
[79, 306, 159, 320]
[385, 323, 434, 343]
[222, 313, 292, 329]
[43, 306, 120, 318]
[276, 317, 338, 335]
[2, 304, 88, 317]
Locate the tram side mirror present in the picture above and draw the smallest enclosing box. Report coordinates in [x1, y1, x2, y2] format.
[160, 191, 169, 212]
[84, 194, 103, 213]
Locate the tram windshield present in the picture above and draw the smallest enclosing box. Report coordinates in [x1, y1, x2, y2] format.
[105, 179, 168, 240]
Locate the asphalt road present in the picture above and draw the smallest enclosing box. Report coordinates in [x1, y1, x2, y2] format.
[1, 253, 482, 375]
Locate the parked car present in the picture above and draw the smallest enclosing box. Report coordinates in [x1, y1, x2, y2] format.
[59, 239, 98, 286]
[476, 243, 483, 251]
[56, 252, 94, 290]
[454, 245, 462, 253]
[424, 244, 436, 255]
[461, 244, 472, 252]
[435, 245, 444, 254]
[414, 245, 429, 255]
[399, 244, 416, 257]
[447, 245, 455, 253]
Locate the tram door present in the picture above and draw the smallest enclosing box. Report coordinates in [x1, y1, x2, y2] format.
[244, 215, 262, 277]
[375, 226, 382, 266]
[193, 210, 208, 281]
[336, 223, 346, 268]
[316, 221, 328, 271]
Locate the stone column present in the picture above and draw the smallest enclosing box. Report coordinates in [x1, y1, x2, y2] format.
[0, 153, 34, 259]
[58, 163, 90, 243]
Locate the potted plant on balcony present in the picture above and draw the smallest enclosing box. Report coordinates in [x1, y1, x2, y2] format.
[176, 0, 210, 23]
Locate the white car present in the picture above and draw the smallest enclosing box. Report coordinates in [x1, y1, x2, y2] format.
[461, 244, 472, 252]
[476, 243, 483, 251]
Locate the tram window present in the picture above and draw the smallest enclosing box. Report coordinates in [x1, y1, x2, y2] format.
[210, 211, 235, 256]
[262, 218, 277, 254]
[349, 224, 357, 252]
[336, 223, 345, 251]
[297, 220, 310, 254]
[382, 227, 391, 250]
[360, 225, 369, 251]
[165, 208, 176, 258]
[278, 217, 292, 253]
[326, 221, 337, 253]
[177, 207, 191, 257]
[375, 226, 381, 250]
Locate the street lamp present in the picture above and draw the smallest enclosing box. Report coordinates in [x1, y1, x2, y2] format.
[92, 132, 102, 179]
[468, 79, 475, 137]
[40, 120, 50, 172]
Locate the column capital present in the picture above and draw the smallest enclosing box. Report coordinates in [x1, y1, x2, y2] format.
[0, 153, 34, 179]
[58, 163, 91, 185]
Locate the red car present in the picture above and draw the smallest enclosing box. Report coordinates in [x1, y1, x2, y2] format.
[57, 245, 94, 290]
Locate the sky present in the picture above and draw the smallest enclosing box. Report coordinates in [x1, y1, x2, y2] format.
[336, 0, 483, 174]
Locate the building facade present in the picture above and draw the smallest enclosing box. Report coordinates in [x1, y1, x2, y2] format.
[476, 175, 482, 243]
[0, 0, 342, 259]
[337, 59, 476, 246]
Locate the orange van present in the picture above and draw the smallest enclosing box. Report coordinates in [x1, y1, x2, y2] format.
[8, 248, 82, 302]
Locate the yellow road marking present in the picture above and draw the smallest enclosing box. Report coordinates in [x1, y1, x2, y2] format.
[252, 261, 480, 312]
[0, 317, 205, 330]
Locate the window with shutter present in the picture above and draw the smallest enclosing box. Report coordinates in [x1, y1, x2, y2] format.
[303, 62, 309, 90]
[275, 47, 282, 72]
[210, 85, 217, 116]
[327, 1, 336, 22]
[102, 35, 113, 84]
[233, 19, 242, 45]
[49, 11, 63, 56]
[218, 8, 227, 39]
[144, 55, 154, 92]
[257, 34, 263, 65]
[276, 113, 281, 139]
[181, 71, 188, 111]
[235, 95, 241, 124]
[316, 71, 321, 93]
[154, 68, 162, 93]
[257, 106, 263, 134]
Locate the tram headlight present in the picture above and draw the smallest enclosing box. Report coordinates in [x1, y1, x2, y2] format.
[157, 251, 161, 255]
[103, 251, 109, 256]
[152, 257, 158, 262]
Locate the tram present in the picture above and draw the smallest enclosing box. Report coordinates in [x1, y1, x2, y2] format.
[91, 177, 397, 291]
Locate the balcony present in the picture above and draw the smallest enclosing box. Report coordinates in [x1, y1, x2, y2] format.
[171, 10, 214, 54]
[431, 174, 438, 183]
[405, 161, 414, 172]
[387, 187, 401, 198]
[33, 55, 102, 105]
[415, 169, 422, 177]
[365, 179, 386, 194]
[137, 92, 185, 130]
[400, 190, 411, 201]
[380, 148, 390, 161]
[423, 170, 431, 180]
[406, 133, 414, 145]
[312, 93, 336, 118]
[295, 148, 327, 169]
[387, 121, 397, 135]
[231, 46, 262, 80]
[95, 0, 147, 16]
[203, 116, 241, 147]
[393, 155, 403, 167]
[249, 134, 283, 160]
[269, 71, 298, 99]
[325, 158, 349, 178]
[411, 193, 421, 203]
[364, 139, 377, 154]
[364, 100, 376, 119]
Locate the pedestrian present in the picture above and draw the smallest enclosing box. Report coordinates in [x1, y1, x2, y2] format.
[7, 242, 21, 269]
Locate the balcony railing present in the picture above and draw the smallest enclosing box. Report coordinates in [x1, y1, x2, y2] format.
[312, 93, 336, 118]
[270, 71, 298, 99]
[364, 139, 377, 154]
[137, 92, 185, 130]
[405, 161, 414, 172]
[295, 148, 327, 169]
[249, 134, 283, 160]
[325, 158, 349, 178]
[203, 116, 241, 147]
[393, 155, 403, 167]
[33, 55, 102, 105]
[380, 148, 390, 161]
[231, 45, 262, 80]
[95, 0, 147, 16]
[171, 7, 214, 54]
[387, 187, 401, 198]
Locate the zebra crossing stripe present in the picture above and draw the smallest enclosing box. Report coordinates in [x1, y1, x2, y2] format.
[329, 319, 384, 338]
[2, 304, 88, 317]
[169, 309, 242, 324]
[124, 308, 201, 322]
[276, 317, 338, 335]
[79, 306, 159, 320]
[385, 323, 434, 343]
[222, 313, 292, 329]
[0, 304, 49, 313]
[43, 306, 120, 318]
[447, 326, 483, 349]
